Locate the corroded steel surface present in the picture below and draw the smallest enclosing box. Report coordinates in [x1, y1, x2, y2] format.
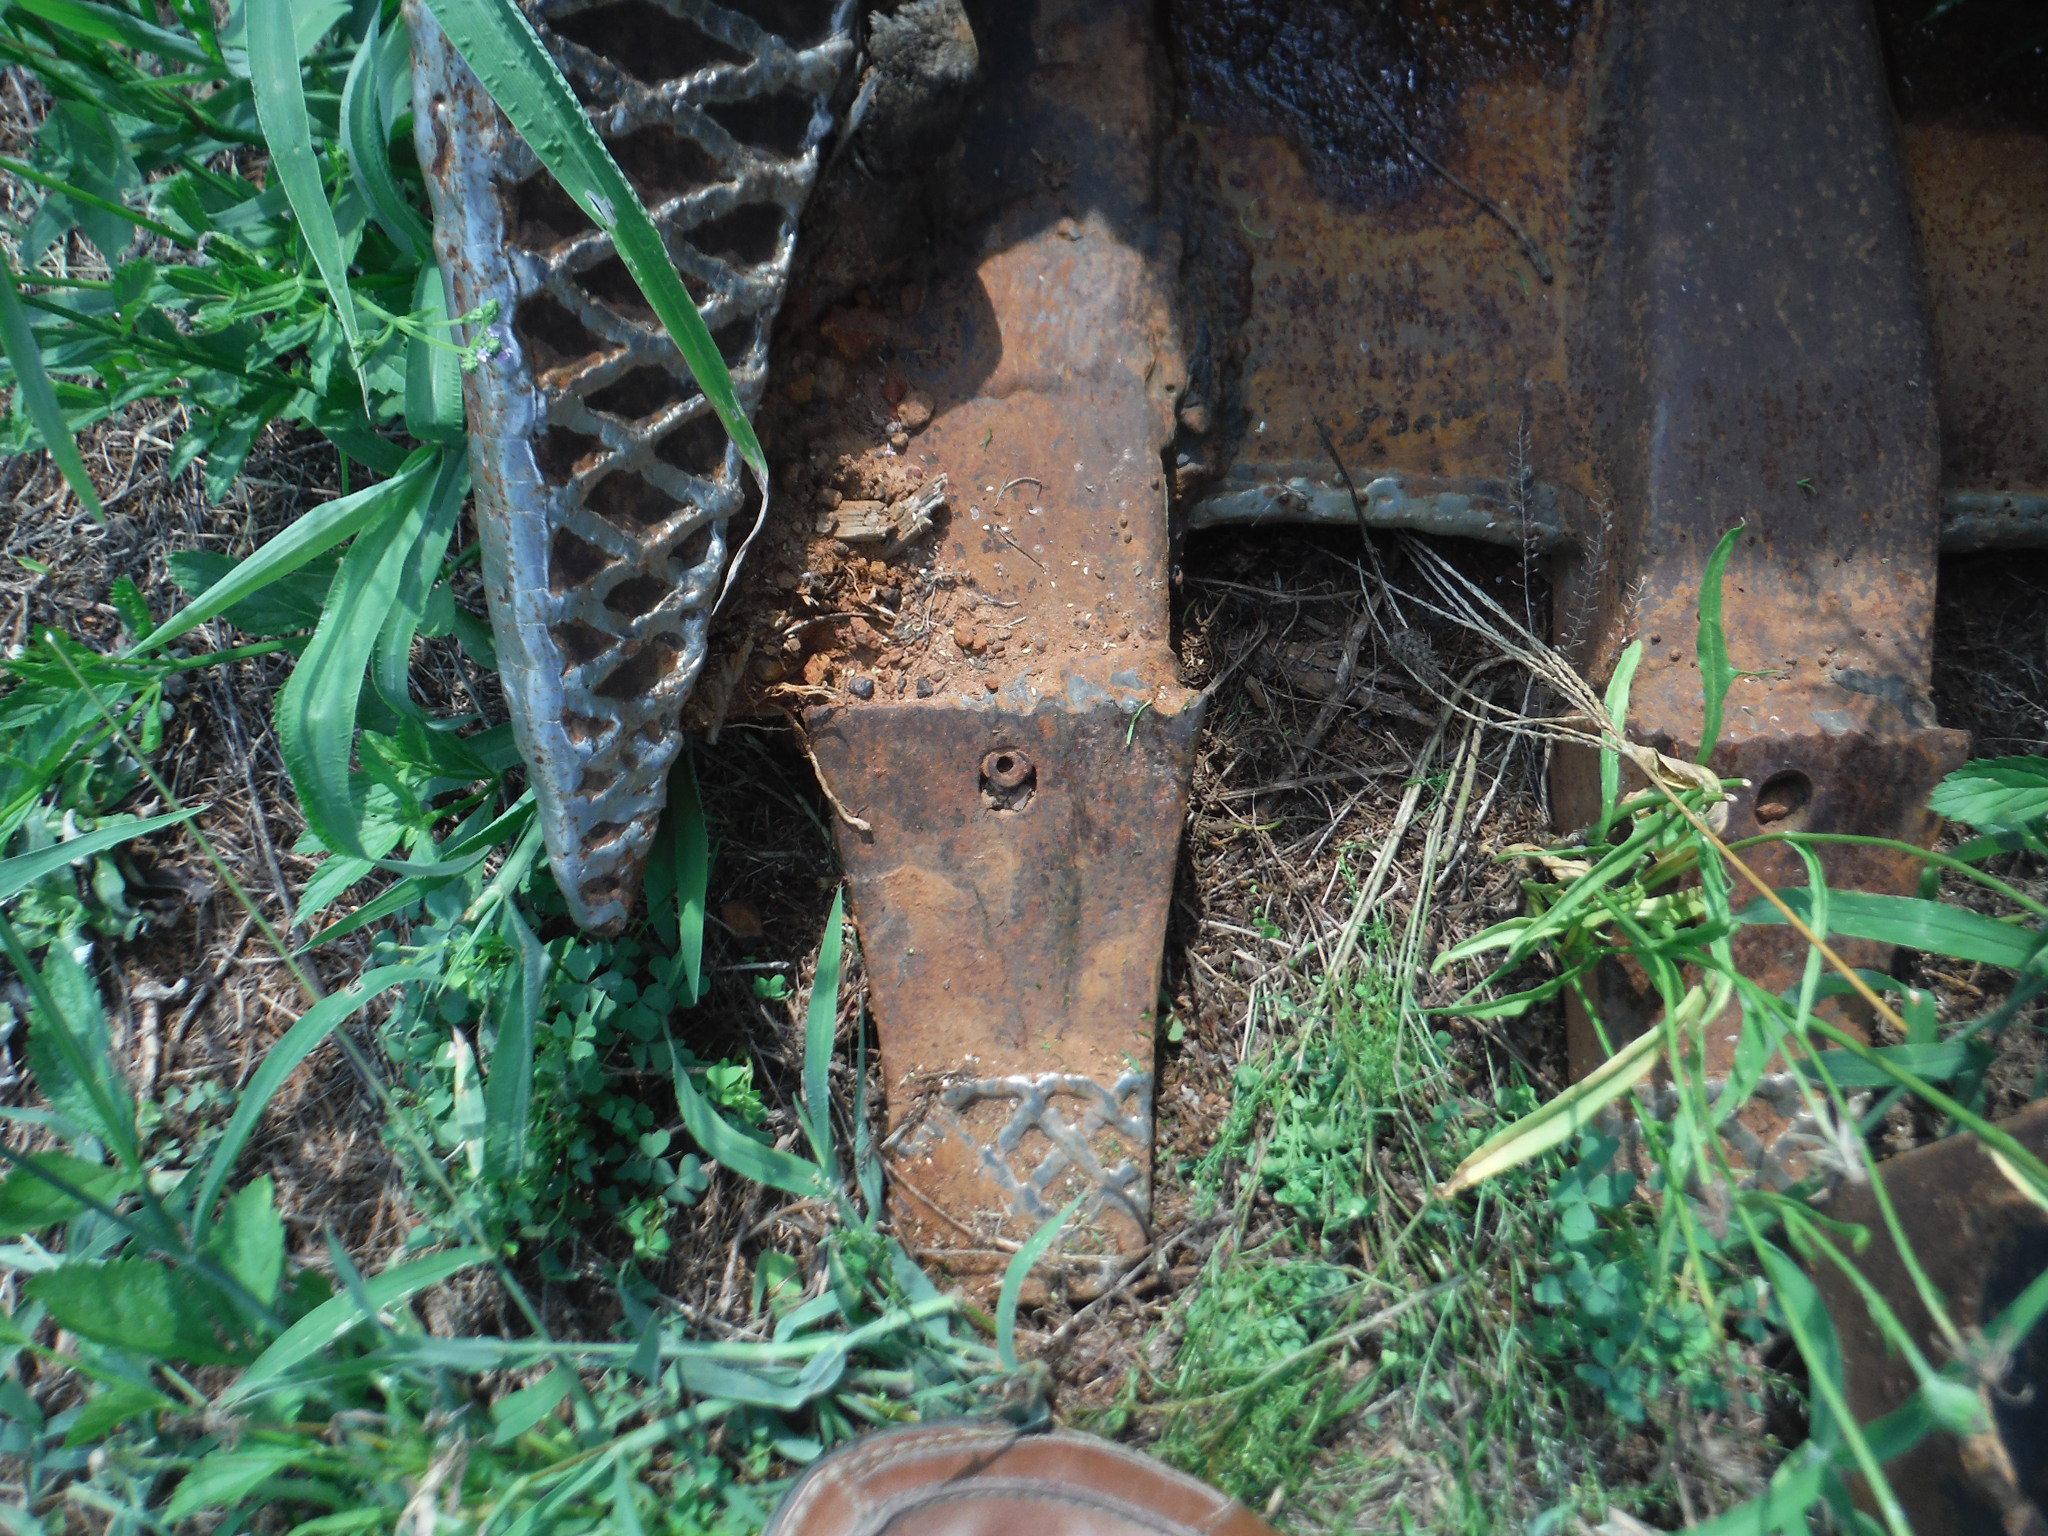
[801, 0, 1199, 1275]
[1170, 0, 2048, 555]
[1551, 0, 1969, 1130]
[412, 1, 853, 928]
[1170, 0, 1586, 550]
[1884, 0, 2048, 505]
[807, 694, 1202, 1274]
[1809, 1101, 2048, 1534]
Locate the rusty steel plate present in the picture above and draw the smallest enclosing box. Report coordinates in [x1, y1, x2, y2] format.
[1168, 0, 1586, 551]
[1170, 0, 2048, 555]
[412, 0, 854, 928]
[807, 694, 1202, 1271]
[1809, 1101, 2048, 1535]
[1547, 0, 1971, 1173]
[795, 0, 1201, 1276]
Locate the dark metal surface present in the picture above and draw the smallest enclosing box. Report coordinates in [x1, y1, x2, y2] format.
[1809, 1101, 2048, 1535]
[801, 0, 1199, 1275]
[1550, 0, 1970, 1158]
[412, 1, 854, 928]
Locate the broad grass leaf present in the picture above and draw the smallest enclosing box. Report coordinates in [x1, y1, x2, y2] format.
[192, 964, 429, 1234]
[341, 9, 433, 261]
[275, 450, 466, 856]
[0, 260, 105, 521]
[1695, 524, 1742, 762]
[1928, 755, 2048, 835]
[15, 931, 138, 1166]
[0, 809, 196, 904]
[137, 453, 436, 655]
[997, 1198, 1080, 1369]
[25, 1257, 247, 1364]
[649, 751, 710, 1004]
[1745, 888, 2041, 970]
[1599, 638, 1642, 831]
[247, 0, 368, 398]
[224, 1246, 487, 1405]
[490, 1366, 573, 1444]
[1795, 1041, 1974, 1090]
[164, 1445, 308, 1521]
[802, 889, 845, 1184]
[483, 905, 544, 1184]
[1756, 1238, 1844, 1448]
[8, 0, 214, 66]
[0, 1150, 135, 1237]
[402, 264, 464, 444]
[62, 1379, 177, 1448]
[669, 1041, 825, 1201]
[371, 448, 465, 712]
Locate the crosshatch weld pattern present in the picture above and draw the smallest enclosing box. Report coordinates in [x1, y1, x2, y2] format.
[890, 1072, 1156, 1238]
[411, 1, 856, 928]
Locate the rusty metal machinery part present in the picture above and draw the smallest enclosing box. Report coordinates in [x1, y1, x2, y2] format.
[1550, 0, 1970, 1125]
[801, 0, 1200, 1280]
[411, 0, 855, 929]
[1168, 0, 2048, 558]
[1807, 1102, 2048, 1535]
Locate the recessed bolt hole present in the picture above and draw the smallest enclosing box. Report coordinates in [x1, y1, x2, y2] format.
[980, 748, 1036, 811]
[1754, 770, 1812, 828]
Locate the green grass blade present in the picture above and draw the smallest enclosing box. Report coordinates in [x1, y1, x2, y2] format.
[668, 1040, 825, 1201]
[483, 905, 543, 1185]
[669, 751, 709, 1004]
[419, 0, 766, 484]
[1695, 524, 1742, 761]
[1598, 638, 1642, 833]
[0, 809, 197, 904]
[223, 1245, 487, 1406]
[402, 264, 464, 444]
[7, 0, 214, 67]
[275, 450, 466, 855]
[1748, 888, 2041, 970]
[0, 259, 105, 521]
[247, 0, 368, 398]
[341, 9, 433, 261]
[190, 964, 428, 1236]
[802, 890, 845, 1186]
[1436, 985, 1727, 1198]
[997, 1198, 1080, 1369]
[133, 451, 435, 656]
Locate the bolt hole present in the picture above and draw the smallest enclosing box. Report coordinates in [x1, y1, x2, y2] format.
[1753, 770, 1812, 828]
[980, 748, 1036, 810]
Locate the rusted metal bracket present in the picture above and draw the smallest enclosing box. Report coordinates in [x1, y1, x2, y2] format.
[799, 0, 1199, 1278]
[412, 0, 855, 928]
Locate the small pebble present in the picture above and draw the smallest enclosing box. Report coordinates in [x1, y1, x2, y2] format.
[916, 677, 935, 698]
[848, 675, 875, 699]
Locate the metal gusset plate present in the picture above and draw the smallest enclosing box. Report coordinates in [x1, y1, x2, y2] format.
[801, 0, 1200, 1283]
[410, 1, 854, 928]
[1550, 0, 1969, 1172]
